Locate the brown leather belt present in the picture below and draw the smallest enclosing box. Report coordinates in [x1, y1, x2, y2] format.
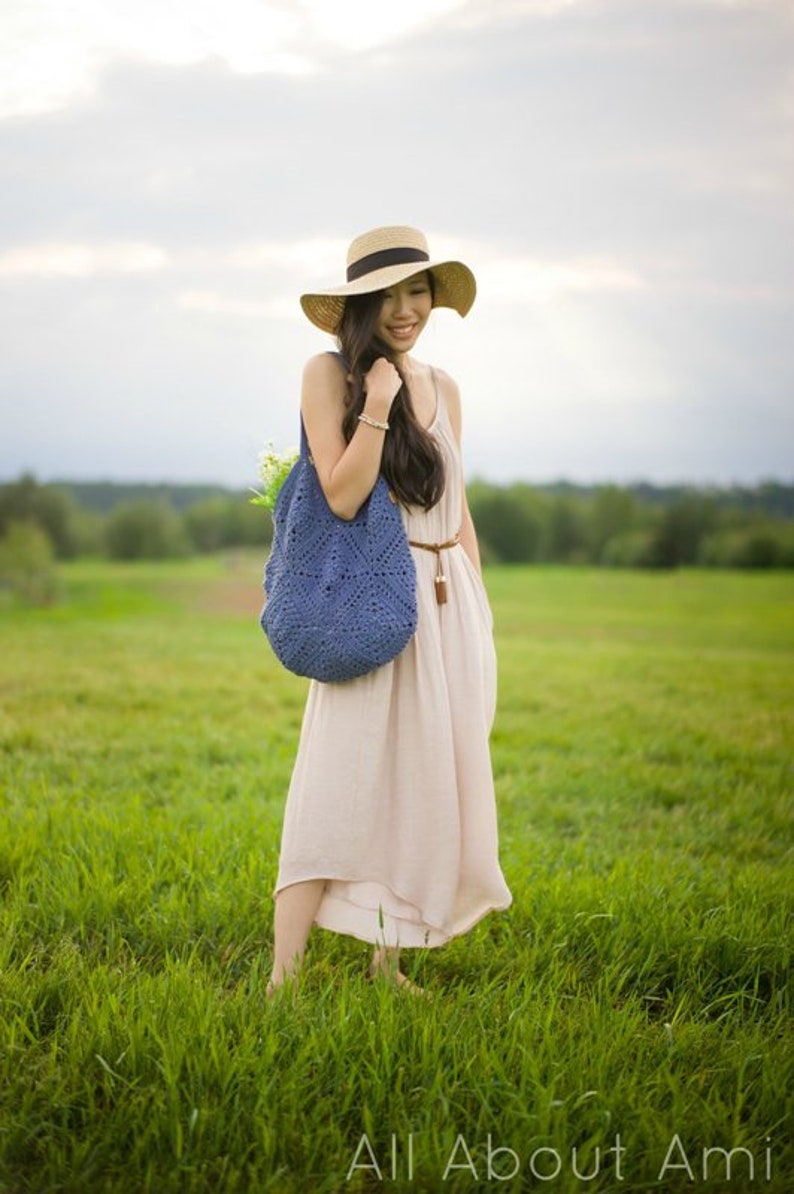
[408, 531, 461, 604]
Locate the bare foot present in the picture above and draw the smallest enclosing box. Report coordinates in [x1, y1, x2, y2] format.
[266, 974, 298, 1003]
[392, 972, 432, 998]
[368, 958, 432, 999]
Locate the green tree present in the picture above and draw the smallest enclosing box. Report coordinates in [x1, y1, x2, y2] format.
[699, 524, 791, 569]
[601, 529, 656, 568]
[0, 474, 78, 558]
[541, 496, 588, 563]
[104, 501, 190, 560]
[647, 495, 718, 568]
[185, 497, 271, 553]
[0, 520, 58, 604]
[588, 486, 637, 562]
[467, 483, 542, 563]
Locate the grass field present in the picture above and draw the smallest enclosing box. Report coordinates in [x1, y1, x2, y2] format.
[0, 556, 791, 1192]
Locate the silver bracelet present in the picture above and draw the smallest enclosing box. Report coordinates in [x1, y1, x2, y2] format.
[358, 412, 390, 432]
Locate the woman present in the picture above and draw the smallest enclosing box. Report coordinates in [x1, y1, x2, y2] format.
[268, 226, 512, 996]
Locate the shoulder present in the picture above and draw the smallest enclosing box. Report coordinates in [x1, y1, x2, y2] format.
[431, 365, 463, 437]
[301, 351, 348, 412]
[302, 351, 347, 387]
[432, 365, 461, 405]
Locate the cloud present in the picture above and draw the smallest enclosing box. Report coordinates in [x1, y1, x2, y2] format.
[223, 238, 348, 280]
[0, 0, 792, 485]
[477, 255, 646, 302]
[0, 0, 307, 118]
[177, 289, 294, 319]
[0, 241, 168, 276]
[0, 0, 479, 118]
[299, 0, 467, 51]
[0, 229, 647, 315]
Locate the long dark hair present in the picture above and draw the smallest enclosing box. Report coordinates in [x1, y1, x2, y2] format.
[336, 280, 445, 511]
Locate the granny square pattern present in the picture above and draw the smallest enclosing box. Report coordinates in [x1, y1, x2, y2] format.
[261, 419, 418, 683]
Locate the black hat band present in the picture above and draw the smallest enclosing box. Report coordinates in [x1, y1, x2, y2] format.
[346, 246, 430, 283]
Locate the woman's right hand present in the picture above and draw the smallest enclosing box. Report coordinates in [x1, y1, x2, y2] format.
[363, 357, 402, 412]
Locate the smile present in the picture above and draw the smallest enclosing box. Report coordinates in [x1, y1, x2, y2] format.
[388, 324, 417, 339]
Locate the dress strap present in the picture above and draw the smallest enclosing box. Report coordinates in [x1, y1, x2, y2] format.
[427, 365, 443, 431]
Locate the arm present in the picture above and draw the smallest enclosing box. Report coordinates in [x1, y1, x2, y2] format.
[441, 370, 484, 576]
[460, 492, 483, 576]
[300, 353, 402, 521]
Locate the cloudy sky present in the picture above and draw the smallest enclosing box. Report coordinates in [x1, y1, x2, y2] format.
[1, 0, 792, 487]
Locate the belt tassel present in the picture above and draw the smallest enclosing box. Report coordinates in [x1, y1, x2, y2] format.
[408, 532, 461, 605]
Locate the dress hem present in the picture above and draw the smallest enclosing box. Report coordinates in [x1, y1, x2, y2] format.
[274, 870, 512, 949]
[314, 896, 513, 949]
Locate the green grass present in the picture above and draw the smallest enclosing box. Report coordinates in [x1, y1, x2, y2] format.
[0, 557, 791, 1192]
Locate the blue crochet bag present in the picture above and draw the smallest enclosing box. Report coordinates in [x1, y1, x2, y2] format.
[260, 418, 418, 683]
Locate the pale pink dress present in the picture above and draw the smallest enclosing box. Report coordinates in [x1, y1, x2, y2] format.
[274, 379, 512, 948]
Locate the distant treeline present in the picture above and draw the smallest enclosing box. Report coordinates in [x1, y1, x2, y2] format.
[1, 474, 793, 576]
[51, 476, 794, 520]
[466, 479, 794, 568]
[54, 480, 240, 514]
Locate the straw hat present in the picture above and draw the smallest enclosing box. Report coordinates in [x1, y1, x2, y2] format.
[300, 225, 476, 334]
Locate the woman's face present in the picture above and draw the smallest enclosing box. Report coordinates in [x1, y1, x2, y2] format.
[375, 271, 433, 354]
